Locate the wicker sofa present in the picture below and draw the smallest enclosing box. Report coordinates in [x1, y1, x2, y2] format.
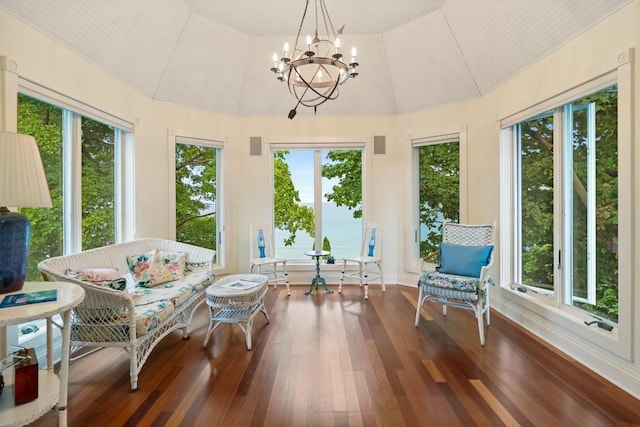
[37, 238, 216, 390]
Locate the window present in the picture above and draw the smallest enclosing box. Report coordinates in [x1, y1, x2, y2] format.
[17, 93, 130, 279]
[510, 86, 619, 322]
[14, 91, 132, 355]
[414, 138, 460, 260]
[174, 139, 220, 258]
[272, 148, 363, 260]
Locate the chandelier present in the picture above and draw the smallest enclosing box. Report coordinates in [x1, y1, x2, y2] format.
[270, 0, 360, 119]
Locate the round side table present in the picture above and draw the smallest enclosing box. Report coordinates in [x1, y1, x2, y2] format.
[0, 282, 85, 427]
[304, 250, 333, 295]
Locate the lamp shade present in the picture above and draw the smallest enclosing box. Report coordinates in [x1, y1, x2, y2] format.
[0, 131, 52, 208]
[0, 131, 52, 294]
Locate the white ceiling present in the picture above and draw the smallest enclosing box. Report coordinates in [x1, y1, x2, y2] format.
[0, 0, 630, 117]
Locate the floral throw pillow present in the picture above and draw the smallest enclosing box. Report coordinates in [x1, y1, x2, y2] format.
[157, 251, 187, 280]
[127, 250, 187, 288]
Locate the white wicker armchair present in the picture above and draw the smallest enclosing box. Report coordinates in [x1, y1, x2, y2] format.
[415, 223, 495, 345]
[37, 238, 216, 390]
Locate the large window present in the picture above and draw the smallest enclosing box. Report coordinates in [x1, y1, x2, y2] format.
[17, 93, 129, 280]
[15, 91, 131, 355]
[415, 138, 460, 259]
[174, 140, 220, 258]
[272, 148, 363, 260]
[510, 85, 619, 322]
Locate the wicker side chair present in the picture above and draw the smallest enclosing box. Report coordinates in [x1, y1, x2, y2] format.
[415, 222, 496, 345]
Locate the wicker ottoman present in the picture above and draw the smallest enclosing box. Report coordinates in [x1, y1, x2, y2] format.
[202, 274, 269, 350]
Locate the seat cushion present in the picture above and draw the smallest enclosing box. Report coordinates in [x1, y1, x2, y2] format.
[420, 271, 479, 292]
[128, 270, 213, 335]
[133, 300, 176, 336]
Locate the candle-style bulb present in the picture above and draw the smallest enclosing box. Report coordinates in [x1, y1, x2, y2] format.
[272, 52, 278, 62]
[306, 35, 312, 47]
[335, 38, 341, 49]
[284, 42, 290, 56]
[351, 47, 357, 57]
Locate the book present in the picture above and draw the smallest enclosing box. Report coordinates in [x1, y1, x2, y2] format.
[0, 289, 58, 308]
[221, 280, 262, 290]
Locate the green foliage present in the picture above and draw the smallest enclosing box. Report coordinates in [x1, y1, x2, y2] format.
[273, 151, 314, 246]
[418, 142, 460, 258]
[322, 150, 362, 218]
[18, 95, 64, 280]
[175, 143, 217, 251]
[80, 118, 116, 250]
[18, 95, 120, 279]
[322, 236, 331, 252]
[519, 87, 619, 321]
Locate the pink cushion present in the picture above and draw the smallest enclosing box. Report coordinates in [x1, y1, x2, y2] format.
[82, 267, 121, 282]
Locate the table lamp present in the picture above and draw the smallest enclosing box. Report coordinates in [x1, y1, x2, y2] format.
[0, 130, 52, 295]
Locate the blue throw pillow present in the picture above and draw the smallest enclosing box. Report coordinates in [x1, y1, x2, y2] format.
[436, 243, 494, 277]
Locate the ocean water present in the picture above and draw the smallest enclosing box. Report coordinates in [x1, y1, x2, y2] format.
[274, 202, 362, 260]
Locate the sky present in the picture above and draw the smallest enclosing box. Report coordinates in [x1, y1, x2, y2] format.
[284, 150, 339, 204]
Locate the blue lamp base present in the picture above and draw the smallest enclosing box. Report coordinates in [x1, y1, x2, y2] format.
[0, 211, 30, 295]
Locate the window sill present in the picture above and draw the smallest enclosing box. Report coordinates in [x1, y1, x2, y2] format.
[500, 284, 629, 361]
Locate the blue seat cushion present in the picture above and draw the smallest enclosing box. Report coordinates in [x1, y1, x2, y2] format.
[436, 243, 493, 277]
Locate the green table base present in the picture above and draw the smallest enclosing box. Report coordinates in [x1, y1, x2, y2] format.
[305, 251, 333, 295]
[305, 276, 333, 295]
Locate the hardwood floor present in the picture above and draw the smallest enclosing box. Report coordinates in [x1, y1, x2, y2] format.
[31, 285, 640, 426]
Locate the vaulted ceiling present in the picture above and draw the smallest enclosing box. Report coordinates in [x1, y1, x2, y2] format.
[0, 0, 631, 117]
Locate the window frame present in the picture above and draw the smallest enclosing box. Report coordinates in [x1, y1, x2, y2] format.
[409, 129, 467, 272]
[168, 130, 224, 269]
[6, 79, 135, 355]
[265, 138, 368, 265]
[498, 51, 633, 360]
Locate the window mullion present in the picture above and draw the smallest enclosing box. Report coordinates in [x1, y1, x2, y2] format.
[63, 111, 82, 254]
[586, 102, 597, 305]
[313, 150, 322, 251]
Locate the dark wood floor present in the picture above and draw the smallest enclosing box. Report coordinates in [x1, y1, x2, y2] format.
[31, 284, 640, 426]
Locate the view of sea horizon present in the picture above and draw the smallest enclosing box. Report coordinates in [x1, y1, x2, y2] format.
[274, 202, 362, 260]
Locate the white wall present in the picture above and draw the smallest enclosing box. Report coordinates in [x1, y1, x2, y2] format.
[1, 0, 639, 397]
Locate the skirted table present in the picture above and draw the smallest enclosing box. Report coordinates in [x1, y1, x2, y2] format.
[202, 274, 269, 351]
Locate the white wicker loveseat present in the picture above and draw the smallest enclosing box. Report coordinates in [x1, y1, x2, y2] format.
[37, 238, 216, 391]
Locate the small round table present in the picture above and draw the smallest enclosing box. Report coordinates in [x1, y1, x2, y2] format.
[304, 250, 333, 295]
[202, 274, 269, 351]
[0, 282, 85, 427]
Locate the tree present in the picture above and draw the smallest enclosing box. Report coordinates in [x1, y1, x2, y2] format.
[322, 150, 362, 218]
[417, 143, 460, 258]
[273, 151, 314, 246]
[175, 144, 217, 250]
[519, 87, 618, 320]
[18, 95, 64, 281]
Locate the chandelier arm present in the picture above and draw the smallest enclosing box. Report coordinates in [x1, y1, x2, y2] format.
[297, 78, 340, 108]
[289, 64, 331, 100]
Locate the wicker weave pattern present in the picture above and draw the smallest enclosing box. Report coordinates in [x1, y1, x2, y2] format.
[442, 223, 494, 247]
[38, 238, 216, 390]
[203, 274, 269, 351]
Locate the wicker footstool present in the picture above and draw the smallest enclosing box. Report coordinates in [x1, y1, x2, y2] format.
[202, 274, 270, 350]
